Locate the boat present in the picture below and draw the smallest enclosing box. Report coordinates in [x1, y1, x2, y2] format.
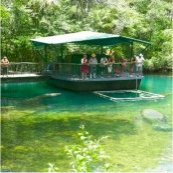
[31, 31, 150, 91]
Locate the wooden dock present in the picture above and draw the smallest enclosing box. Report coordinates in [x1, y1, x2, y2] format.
[1, 73, 47, 83]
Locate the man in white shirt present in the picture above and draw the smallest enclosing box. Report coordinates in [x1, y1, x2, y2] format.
[135, 54, 145, 76]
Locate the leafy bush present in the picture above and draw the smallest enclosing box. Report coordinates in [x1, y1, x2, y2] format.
[48, 163, 59, 172]
[144, 55, 172, 72]
[144, 59, 154, 71]
[64, 125, 111, 172]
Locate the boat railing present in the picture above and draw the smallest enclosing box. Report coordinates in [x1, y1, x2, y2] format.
[6, 62, 43, 75]
[48, 62, 143, 79]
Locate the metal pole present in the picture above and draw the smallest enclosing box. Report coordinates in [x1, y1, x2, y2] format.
[130, 42, 134, 58]
[60, 44, 64, 62]
[44, 44, 48, 63]
[100, 46, 103, 54]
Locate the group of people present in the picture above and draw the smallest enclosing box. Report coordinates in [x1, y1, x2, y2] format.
[80, 53, 145, 79]
[0, 54, 144, 79]
[1, 56, 9, 77]
[80, 53, 117, 79]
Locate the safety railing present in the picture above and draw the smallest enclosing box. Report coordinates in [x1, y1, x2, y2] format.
[1, 62, 143, 78]
[47, 62, 143, 79]
[3, 62, 43, 75]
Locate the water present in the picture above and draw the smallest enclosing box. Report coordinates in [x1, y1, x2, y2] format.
[1, 75, 171, 111]
[1, 75, 172, 172]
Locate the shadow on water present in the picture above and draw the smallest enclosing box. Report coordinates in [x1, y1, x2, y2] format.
[2, 115, 137, 144]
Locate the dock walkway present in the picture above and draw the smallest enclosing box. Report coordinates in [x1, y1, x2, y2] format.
[1, 73, 46, 83]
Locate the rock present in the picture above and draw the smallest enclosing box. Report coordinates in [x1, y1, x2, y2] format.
[141, 109, 166, 123]
[153, 123, 172, 132]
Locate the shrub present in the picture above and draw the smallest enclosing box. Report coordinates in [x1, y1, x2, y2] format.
[64, 125, 111, 172]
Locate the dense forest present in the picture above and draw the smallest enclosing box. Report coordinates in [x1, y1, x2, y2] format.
[1, 0, 172, 72]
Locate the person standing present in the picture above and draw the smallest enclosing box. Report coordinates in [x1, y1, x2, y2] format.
[80, 54, 89, 79]
[129, 57, 136, 76]
[135, 53, 145, 76]
[107, 55, 115, 76]
[89, 53, 98, 78]
[120, 57, 127, 74]
[100, 56, 108, 77]
[1, 56, 9, 77]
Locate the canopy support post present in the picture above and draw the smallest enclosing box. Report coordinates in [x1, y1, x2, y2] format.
[60, 44, 64, 62]
[130, 42, 134, 58]
[44, 44, 48, 63]
[100, 46, 104, 54]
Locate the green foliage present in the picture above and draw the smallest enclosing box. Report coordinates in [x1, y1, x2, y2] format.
[65, 125, 111, 172]
[48, 163, 59, 172]
[1, 0, 172, 72]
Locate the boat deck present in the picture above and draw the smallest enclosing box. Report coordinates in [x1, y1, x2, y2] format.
[51, 74, 143, 81]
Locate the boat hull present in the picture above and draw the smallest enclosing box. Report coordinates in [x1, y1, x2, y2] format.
[49, 77, 142, 91]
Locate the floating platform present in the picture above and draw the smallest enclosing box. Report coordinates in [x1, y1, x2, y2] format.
[94, 90, 165, 102]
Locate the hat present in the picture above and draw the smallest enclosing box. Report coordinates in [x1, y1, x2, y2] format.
[105, 49, 113, 55]
[91, 53, 96, 57]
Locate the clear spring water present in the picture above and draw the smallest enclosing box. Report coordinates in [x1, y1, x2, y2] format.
[1, 75, 172, 113]
[1, 75, 172, 172]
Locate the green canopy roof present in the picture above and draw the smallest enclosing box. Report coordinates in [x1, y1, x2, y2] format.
[31, 31, 150, 46]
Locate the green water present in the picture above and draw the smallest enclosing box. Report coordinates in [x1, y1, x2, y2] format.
[1, 75, 172, 172]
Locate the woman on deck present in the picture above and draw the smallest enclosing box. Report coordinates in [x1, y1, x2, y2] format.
[120, 57, 127, 74]
[80, 54, 89, 79]
[129, 57, 136, 76]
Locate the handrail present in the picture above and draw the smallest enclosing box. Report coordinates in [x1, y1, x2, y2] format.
[46, 62, 143, 79]
[8, 62, 39, 65]
[1, 62, 143, 77]
[48, 62, 138, 65]
[1, 62, 43, 75]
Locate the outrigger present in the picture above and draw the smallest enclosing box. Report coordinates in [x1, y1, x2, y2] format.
[31, 31, 150, 91]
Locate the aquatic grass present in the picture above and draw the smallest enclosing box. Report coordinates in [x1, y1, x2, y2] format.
[1, 108, 171, 172]
[103, 126, 171, 172]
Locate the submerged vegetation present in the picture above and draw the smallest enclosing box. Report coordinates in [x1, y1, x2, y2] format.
[1, 106, 172, 172]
